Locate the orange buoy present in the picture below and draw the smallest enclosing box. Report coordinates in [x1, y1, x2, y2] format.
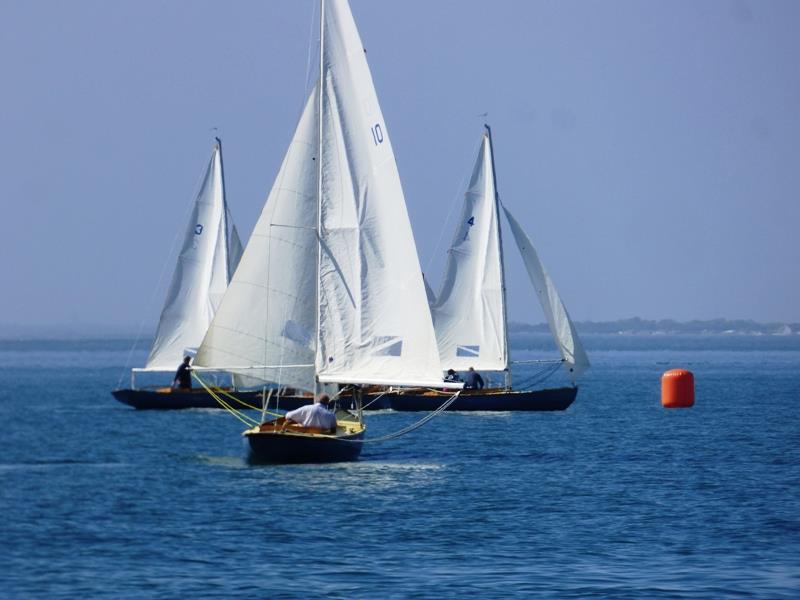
[661, 369, 694, 408]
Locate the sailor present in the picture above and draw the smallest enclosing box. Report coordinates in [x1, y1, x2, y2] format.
[282, 394, 337, 433]
[463, 366, 485, 390]
[444, 368, 461, 383]
[173, 356, 192, 390]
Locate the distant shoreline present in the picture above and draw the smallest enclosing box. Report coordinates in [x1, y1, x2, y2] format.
[510, 318, 798, 336]
[1, 318, 797, 341]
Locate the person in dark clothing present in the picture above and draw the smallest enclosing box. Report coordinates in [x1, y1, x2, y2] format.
[444, 368, 461, 383]
[463, 366, 484, 390]
[173, 356, 192, 390]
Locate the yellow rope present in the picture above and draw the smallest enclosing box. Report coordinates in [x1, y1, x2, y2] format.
[192, 372, 286, 418]
[213, 385, 274, 414]
[192, 373, 260, 427]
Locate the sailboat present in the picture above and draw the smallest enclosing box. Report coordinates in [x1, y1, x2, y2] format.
[112, 138, 248, 410]
[192, 0, 458, 462]
[384, 125, 589, 411]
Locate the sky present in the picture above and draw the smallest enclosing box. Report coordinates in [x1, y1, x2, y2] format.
[1, 0, 798, 335]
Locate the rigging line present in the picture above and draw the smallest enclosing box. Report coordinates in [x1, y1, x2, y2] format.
[360, 390, 389, 411]
[192, 374, 249, 425]
[512, 362, 562, 390]
[204, 385, 256, 427]
[193, 373, 260, 426]
[264, 213, 272, 390]
[116, 150, 212, 389]
[340, 391, 461, 444]
[208, 383, 280, 414]
[510, 359, 564, 365]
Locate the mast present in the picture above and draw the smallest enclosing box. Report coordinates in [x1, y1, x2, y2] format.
[215, 136, 232, 282]
[485, 124, 512, 389]
[314, 0, 325, 398]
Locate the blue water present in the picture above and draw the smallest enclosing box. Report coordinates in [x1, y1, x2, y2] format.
[1, 335, 799, 598]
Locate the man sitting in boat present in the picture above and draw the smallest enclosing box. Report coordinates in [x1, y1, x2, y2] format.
[444, 369, 461, 383]
[281, 394, 337, 434]
[463, 367, 485, 390]
[172, 356, 192, 390]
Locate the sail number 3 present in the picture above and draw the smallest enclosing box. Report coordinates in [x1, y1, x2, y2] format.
[370, 123, 384, 146]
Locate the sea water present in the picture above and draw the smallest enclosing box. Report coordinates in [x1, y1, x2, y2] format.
[1, 334, 798, 598]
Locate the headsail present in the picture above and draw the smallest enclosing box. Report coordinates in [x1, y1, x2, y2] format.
[502, 207, 590, 382]
[209, 138, 243, 309]
[314, 0, 445, 388]
[195, 87, 320, 391]
[431, 131, 508, 372]
[146, 140, 243, 370]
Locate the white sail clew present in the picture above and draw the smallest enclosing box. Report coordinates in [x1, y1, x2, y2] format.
[502, 207, 590, 383]
[196, 0, 446, 391]
[145, 140, 243, 370]
[195, 88, 320, 391]
[431, 133, 508, 372]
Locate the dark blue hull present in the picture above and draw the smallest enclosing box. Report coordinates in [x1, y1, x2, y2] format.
[381, 386, 578, 411]
[111, 388, 315, 411]
[245, 430, 364, 463]
[112, 387, 577, 412]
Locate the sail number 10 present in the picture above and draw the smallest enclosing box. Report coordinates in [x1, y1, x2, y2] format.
[370, 123, 384, 146]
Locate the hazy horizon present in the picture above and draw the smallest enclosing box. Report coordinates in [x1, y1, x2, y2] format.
[2, 0, 798, 330]
[1, 316, 797, 341]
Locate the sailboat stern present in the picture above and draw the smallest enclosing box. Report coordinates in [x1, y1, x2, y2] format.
[243, 418, 365, 464]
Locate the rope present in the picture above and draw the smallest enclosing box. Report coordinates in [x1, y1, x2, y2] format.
[512, 361, 562, 390]
[361, 390, 388, 410]
[192, 373, 264, 427]
[210, 384, 266, 412]
[510, 359, 564, 365]
[340, 391, 461, 444]
[195, 373, 461, 446]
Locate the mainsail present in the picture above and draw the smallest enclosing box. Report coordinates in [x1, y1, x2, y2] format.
[145, 139, 243, 370]
[315, 0, 443, 388]
[196, 0, 446, 391]
[431, 131, 508, 372]
[502, 207, 589, 382]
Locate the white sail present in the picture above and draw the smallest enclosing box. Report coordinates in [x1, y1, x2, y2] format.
[145, 140, 241, 370]
[315, 0, 444, 388]
[502, 207, 590, 382]
[195, 87, 320, 391]
[431, 132, 508, 372]
[210, 141, 243, 309]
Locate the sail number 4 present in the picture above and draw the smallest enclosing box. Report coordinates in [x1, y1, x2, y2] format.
[370, 123, 384, 145]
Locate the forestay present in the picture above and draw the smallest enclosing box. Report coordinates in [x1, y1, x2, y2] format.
[315, 0, 444, 388]
[146, 140, 243, 370]
[431, 132, 508, 372]
[502, 207, 590, 382]
[195, 88, 320, 391]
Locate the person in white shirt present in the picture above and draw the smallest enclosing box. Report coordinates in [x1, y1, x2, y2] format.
[282, 394, 337, 433]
